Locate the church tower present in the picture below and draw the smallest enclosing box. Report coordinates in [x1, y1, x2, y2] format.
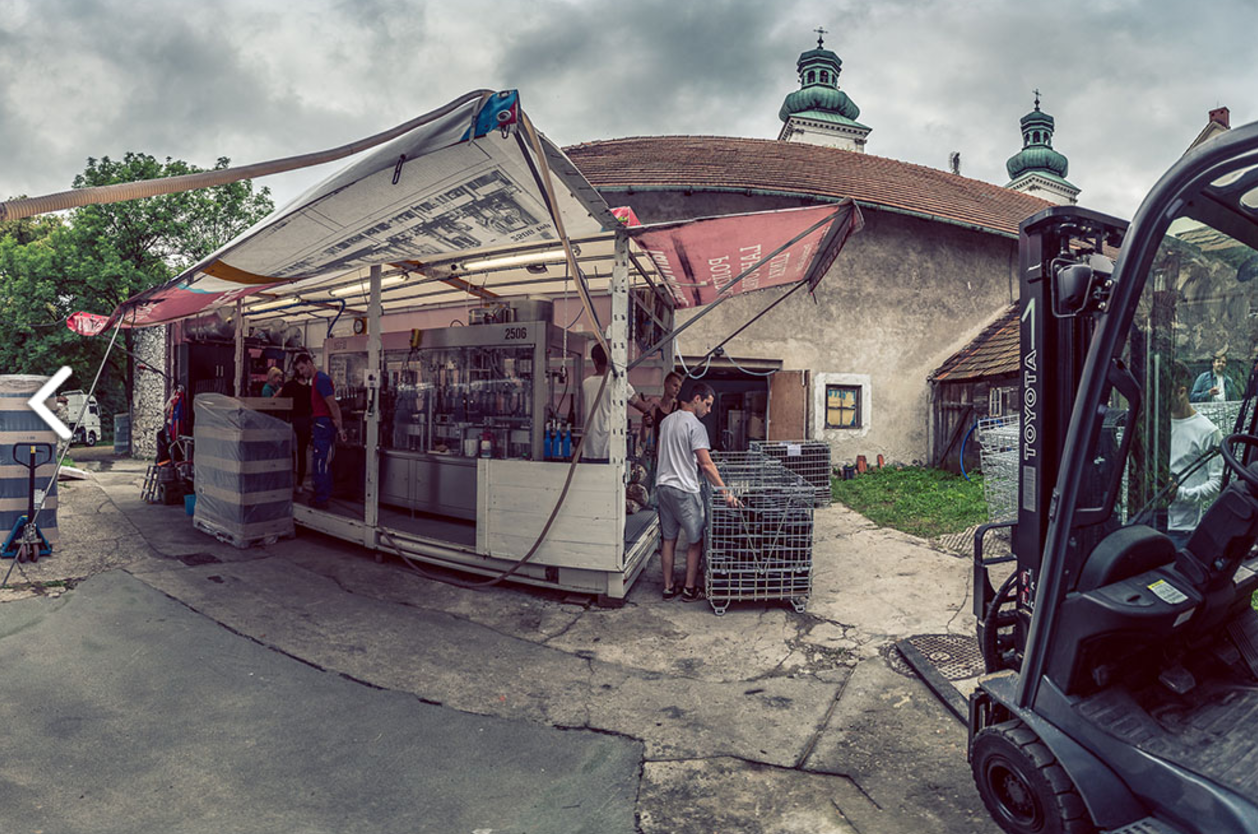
[1005, 94, 1080, 205]
[778, 29, 871, 151]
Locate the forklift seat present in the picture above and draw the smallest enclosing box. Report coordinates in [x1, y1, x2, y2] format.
[1076, 525, 1176, 593]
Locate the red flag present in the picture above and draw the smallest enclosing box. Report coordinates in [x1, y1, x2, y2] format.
[67, 311, 111, 336]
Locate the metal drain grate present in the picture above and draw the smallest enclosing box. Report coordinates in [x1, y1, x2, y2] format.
[901, 633, 986, 681]
[881, 643, 916, 677]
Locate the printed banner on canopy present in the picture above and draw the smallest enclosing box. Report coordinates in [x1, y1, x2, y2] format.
[626, 202, 863, 308]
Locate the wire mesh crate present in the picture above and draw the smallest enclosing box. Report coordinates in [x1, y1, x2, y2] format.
[749, 440, 833, 507]
[976, 416, 1019, 523]
[704, 452, 815, 616]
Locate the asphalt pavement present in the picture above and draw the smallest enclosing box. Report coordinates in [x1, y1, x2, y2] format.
[0, 455, 1000, 833]
[0, 570, 641, 834]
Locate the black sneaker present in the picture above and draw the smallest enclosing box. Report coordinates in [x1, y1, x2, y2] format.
[681, 586, 703, 602]
[662, 585, 680, 600]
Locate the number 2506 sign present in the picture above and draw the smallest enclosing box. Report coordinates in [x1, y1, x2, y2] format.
[504, 326, 529, 340]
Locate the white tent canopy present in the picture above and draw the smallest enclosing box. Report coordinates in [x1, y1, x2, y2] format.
[104, 89, 861, 332]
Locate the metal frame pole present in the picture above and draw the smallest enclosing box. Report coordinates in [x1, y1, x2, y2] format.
[233, 299, 245, 396]
[365, 265, 382, 534]
[610, 231, 630, 468]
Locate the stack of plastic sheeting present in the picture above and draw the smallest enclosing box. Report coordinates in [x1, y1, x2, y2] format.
[193, 394, 293, 548]
[0, 376, 59, 545]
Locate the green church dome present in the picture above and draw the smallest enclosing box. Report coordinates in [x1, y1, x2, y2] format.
[779, 33, 860, 124]
[780, 85, 860, 123]
[1006, 98, 1069, 180]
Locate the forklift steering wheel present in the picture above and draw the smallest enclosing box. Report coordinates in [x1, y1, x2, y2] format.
[1220, 433, 1258, 490]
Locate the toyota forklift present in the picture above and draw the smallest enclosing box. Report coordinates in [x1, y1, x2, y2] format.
[970, 122, 1258, 834]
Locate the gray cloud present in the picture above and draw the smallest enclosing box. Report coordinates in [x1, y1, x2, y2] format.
[0, 0, 1253, 220]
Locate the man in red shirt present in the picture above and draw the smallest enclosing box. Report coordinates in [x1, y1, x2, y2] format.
[295, 353, 346, 509]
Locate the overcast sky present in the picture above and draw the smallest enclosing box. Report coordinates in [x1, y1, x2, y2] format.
[2, 0, 1253, 222]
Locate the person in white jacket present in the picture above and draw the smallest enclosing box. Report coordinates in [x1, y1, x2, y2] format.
[1168, 360, 1223, 550]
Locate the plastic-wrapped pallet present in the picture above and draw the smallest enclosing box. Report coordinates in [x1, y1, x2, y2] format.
[193, 394, 294, 547]
[704, 451, 814, 616]
[749, 440, 832, 507]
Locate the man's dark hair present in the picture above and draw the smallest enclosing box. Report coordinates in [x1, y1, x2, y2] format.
[294, 353, 313, 367]
[1171, 359, 1193, 393]
[664, 371, 683, 385]
[682, 381, 715, 404]
[590, 343, 607, 370]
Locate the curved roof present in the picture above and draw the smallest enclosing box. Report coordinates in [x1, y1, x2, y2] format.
[565, 136, 1052, 238]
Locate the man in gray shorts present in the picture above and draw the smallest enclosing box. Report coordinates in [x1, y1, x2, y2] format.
[656, 381, 737, 601]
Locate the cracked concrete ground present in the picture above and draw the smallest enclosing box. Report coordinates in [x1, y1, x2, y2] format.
[3, 454, 999, 833]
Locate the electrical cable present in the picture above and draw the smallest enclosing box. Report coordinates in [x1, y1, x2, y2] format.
[676, 349, 712, 380]
[721, 353, 778, 378]
[377, 370, 610, 588]
[981, 571, 1019, 673]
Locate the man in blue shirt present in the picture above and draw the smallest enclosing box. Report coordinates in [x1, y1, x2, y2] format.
[295, 353, 346, 509]
[1190, 351, 1239, 402]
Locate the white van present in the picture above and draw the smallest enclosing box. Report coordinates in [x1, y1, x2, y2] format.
[60, 390, 102, 446]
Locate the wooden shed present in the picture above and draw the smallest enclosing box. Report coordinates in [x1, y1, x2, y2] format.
[928, 305, 1020, 474]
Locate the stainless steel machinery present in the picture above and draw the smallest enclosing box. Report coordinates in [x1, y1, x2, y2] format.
[377, 302, 585, 519]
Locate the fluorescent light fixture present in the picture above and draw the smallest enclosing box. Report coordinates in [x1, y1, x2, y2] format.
[461, 246, 574, 272]
[329, 275, 406, 297]
[247, 298, 294, 313]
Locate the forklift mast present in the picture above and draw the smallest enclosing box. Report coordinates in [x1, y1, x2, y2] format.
[1013, 207, 1128, 654]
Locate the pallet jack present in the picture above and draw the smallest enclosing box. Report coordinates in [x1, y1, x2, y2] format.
[1, 443, 54, 563]
[963, 123, 1258, 833]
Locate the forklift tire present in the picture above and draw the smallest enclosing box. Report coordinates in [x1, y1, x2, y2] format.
[86, 431, 97, 447]
[972, 720, 1095, 834]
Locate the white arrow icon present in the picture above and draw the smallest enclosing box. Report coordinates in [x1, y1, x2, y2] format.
[29, 367, 73, 440]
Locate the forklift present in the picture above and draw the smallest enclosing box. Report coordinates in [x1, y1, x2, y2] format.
[970, 121, 1258, 833]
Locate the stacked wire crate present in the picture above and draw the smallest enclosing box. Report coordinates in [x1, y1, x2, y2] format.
[704, 451, 815, 616]
[749, 440, 832, 507]
[976, 416, 1019, 523]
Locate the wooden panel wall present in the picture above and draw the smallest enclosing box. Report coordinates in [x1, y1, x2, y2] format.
[477, 460, 624, 571]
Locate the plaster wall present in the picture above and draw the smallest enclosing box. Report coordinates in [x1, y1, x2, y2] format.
[602, 189, 1019, 464]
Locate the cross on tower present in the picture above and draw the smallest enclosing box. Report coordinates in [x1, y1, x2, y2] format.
[814, 26, 828, 47]
[1033, 88, 1041, 109]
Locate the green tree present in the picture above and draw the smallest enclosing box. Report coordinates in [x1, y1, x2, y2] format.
[0, 153, 274, 421]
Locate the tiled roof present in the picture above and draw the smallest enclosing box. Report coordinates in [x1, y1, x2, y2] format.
[564, 136, 1054, 238]
[931, 305, 1021, 382]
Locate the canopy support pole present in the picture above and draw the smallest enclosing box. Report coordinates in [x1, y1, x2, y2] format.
[364, 264, 383, 534]
[610, 231, 630, 470]
[233, 300, 245, 397]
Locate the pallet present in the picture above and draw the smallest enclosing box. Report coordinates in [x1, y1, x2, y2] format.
[192, 517, 295, 549]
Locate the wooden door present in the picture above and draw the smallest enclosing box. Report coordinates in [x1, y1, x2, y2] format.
[768, 370, 810, 440]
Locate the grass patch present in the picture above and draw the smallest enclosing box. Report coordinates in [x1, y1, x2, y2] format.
[832, 466, 989, 538]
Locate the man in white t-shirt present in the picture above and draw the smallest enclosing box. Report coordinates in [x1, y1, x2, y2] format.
[655, 381, 737, 601]
[1169, 360, 1223, 550]
[581, 342, 651, 461]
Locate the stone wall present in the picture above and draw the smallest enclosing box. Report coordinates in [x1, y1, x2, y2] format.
[130, 326, 168, 459]
[603, 189, 1019, 464]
